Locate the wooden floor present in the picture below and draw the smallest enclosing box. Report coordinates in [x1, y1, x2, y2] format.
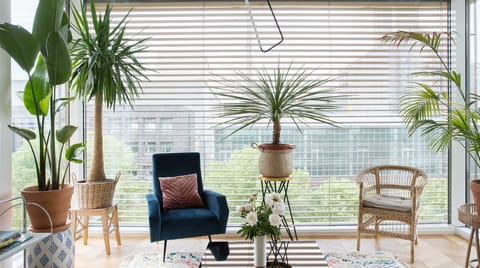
[75, 233, 468, 268]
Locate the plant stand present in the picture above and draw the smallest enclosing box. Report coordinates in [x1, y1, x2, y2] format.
[70, 203, 121, 255]
[27, 228, 74, 268]
[458, 203, 480, 268]
[259, 175, 297, 241]
[267, 240, 291, 268]
[0, 197, 50, 268]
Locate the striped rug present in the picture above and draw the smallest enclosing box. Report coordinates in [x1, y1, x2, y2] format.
[202, 240, 328, 267]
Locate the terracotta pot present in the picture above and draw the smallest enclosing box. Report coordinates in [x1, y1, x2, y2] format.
[258, 144, 294, 178]
[470, 180, 480, 215]
[21, 184, 74, 233]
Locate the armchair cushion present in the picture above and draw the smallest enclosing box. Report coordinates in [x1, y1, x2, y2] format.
[159, 173, 204, 211]
[363, 194, 412, 212]
[161, 208, 219, 240]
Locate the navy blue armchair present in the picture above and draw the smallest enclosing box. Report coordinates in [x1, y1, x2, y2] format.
[146, 152, 229, 260]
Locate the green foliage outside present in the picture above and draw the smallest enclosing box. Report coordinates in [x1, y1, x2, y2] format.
[12, 141, 448, 228]
[85, 134, 138, 224]
[205, 145, 448, 226]
[11, 134, 136, 227]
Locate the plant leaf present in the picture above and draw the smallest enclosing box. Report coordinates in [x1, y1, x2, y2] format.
[7, 125, 36, 140]
[33, 0, 65, 54]
[70, 1, 149, 110]
[213, 62, 338, 143]
[55, 97, 75, 112]
[0, 23, 39, 72]
[45, 31, 71, 85]
[23, 56, 51, 115]
[65, 142, 85, 163]
[56, 125, 78, 144]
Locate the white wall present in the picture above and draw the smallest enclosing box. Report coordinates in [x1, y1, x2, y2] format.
[0, 0, 12, 229]
[451, 0, 468, 226]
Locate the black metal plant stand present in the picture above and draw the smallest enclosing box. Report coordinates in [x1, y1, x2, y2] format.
[267, 239, 291, 268]
[259, 175, 298, 241]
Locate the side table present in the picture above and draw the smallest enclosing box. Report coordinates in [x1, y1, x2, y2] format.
[259, 175, 298, 240]
[70, 203, 121, 255]
[458, 203, 480, 268]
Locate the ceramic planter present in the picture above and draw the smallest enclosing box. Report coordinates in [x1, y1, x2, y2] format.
[21, 184, 74, 233]
[258, 144, 294, 178]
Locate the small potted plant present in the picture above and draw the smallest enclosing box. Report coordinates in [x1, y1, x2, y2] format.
[214, 62, 338, 178]
[0, 0, 84, 232]
[237, 193, 290, 267]
[70, 0, 148, 208]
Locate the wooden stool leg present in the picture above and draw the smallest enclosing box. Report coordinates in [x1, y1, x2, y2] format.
[113, 205, 121, 245]
[83, 216, 89, 246]
[71, 211, 77, 240]
[466, 228, 475, 268]
[102, 211, 111, 255]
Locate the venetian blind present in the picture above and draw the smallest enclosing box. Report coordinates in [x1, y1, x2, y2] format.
[85, 1, 449, 227]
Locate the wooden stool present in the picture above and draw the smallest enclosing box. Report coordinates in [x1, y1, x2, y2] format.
[458, 203, 480, 268]
[71, 203, 121, 255]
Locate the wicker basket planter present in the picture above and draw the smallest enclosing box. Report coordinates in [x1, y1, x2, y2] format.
[75, 174, 120, 209]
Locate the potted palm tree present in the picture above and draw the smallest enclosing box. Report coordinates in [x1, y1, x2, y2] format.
[214, 63, 338, 178]
[380, 31, 480, 212]
[0, 0, 84, 232]
[70, 1, 148, 208]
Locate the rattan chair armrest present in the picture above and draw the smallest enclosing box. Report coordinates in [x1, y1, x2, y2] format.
[359, 185, 377, 202]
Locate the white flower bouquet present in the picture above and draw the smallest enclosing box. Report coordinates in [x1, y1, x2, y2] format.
[237, 192, 285, 240]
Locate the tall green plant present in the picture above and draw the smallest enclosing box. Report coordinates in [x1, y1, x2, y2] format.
[70, 1, 148, 182]
[0, 0, 84, 191]
[380, 31, 480, 166]
[214, 63, 338, 144]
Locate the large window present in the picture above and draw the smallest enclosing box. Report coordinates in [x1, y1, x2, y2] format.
[82, 0, 450, 227]
[470, 0, 480, 186]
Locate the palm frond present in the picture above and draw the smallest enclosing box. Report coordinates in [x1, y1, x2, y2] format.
[400, 82, 443, 128]
[213, 62, 339, 143]
[70, 1, 150, 109]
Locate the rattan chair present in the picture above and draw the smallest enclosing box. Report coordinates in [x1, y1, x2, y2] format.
[356, 165, 428, 263]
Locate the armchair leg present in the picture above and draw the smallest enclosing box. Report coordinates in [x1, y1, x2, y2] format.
[163, 240, 168, 263]
[208, 235, 212, 243]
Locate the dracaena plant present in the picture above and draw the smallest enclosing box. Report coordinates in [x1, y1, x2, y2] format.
[0, 0, 85, 191]
[381, 31, 480, 166]
[214, 63, 338, 144]
[70, 0, 148, 182]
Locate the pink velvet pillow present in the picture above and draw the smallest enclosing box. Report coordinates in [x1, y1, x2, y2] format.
[158, 173, 204, 211]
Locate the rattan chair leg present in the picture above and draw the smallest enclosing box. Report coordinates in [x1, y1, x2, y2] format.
[356, 210, 362, 251]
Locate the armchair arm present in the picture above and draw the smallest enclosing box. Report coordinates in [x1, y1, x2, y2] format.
[146, 193, 162, 242]
[204, 190, 229, 232]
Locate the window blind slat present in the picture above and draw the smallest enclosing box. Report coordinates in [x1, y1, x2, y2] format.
[83, 1, 449, 227]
